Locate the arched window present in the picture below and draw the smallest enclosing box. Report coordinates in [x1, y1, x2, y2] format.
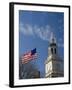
[51, 48, 53, 54]
[55, 48, 56, 54]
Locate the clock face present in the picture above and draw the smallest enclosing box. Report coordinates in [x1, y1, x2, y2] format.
[48, 61, 52, 72]
[45, 61, 52, 73]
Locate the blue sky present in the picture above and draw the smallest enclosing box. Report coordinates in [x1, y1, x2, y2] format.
[19, 10, 64, 78]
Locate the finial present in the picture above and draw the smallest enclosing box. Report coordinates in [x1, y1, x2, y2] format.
[50, 32, 56, 44]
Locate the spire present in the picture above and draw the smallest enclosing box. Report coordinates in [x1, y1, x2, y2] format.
[50, 32, 56, 44]
[48, 33, 57, 56]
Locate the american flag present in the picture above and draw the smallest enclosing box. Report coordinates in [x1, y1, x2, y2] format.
[21, 48, 37, 64]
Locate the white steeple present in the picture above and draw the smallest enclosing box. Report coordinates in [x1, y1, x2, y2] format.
[50, 32, 56, 44]
[45, 33, 64, 78]
[48, 33, 57, 56]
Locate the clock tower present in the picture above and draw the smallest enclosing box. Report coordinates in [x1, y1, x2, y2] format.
[45, 33, 64, 78]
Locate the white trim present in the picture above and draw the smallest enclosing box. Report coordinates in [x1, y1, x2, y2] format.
[14, 4, 69, 86]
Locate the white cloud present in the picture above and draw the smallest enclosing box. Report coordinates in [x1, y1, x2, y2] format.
[34, 25, 52, 41]
[20, 22, 64, 48]
[20, 22, 53, 41]
[19, 22, 34, 36]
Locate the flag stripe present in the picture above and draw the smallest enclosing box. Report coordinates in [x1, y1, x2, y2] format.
[22, 54, 37, 62]
[22, 58, 37, 64]
[21, 48, 37, 64]
[21, 53, 37, 60]
[22, 56, 37, 64]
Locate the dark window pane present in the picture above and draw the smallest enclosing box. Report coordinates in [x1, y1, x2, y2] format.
[55, 48, 56, 54]
[51, 48, 53, 54]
